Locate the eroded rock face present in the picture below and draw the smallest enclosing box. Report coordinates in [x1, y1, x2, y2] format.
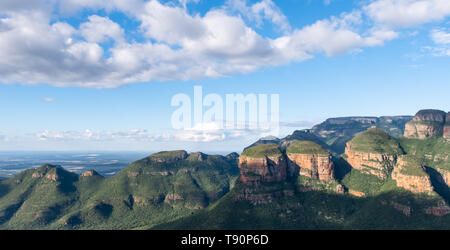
[287, 153, 334, 181]
[344, 143, 396, 179]
[444, 112, 450, 139]
[348, 190, 365, 197]
[425, 202, 450, 216]
[45, 174, 59, 181]
[81, 170, 99, 177]
[391, 157, 434, 194]
[404, 109, 447, 139]
[238, 155, 287, 184]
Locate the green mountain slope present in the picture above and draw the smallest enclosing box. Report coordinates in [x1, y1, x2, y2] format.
[0, 151, 239, 229]
[154, 179, 450, 230]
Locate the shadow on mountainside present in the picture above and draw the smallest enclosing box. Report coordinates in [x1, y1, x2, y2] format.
[0, 201, 24, 226]
[0, 182, 9, 199]
[425, 167, 450, 203]
[333, 157, 352, 181]
[152, 179, 450, 230]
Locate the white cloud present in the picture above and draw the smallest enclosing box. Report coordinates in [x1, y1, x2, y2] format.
[0, 0, 449, 88]
[226, 0, 291, 33]
[364, 0, 450, 28]
[79, 15, 124, 43]
[422, 28, 450, 57]
[431, 28, 450, 44]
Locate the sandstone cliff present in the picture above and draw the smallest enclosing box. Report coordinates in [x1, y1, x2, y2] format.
[444, 112, 450, 139]
[345, 144, 396, 179]
[237, 144, 294, 204]
[286, 141, 334, 181]
[391, 156, 434, 195]
[344, 128, 402, 179]
[404, 109, 447, 139]
[239, 154, 287, 184]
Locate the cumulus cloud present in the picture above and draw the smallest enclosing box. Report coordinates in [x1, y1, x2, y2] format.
[226, 0, 291, 33]
[79, 15, 124, 43]
[0, 0, 449, 88]
[364, 0, 450, 28]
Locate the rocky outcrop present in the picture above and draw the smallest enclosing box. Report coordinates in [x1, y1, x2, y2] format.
[344, 143, 396, 179]
[404, 109, 447, 139]
[237, 144, 294, 204]
[81, 170, 99, 177]
[444, 112, 450, 139]
[335, 184, 345, 194]
[187, 152, 207, 161]
[425, 201, 450, 216]
[239, 155, 287, 184]
[381, 200, 411, 216]
[348, 190, 365, 197]
[164, 194, 184, 203]
[391, 156, 434, 195]
[149, 150, 188, 163]
[287, 153, 334, 181]
[235, 187, 290, 205]
[45, 174, 59, 181]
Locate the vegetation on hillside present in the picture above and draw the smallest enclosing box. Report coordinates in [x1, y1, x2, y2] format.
[241, 144, 282, 158]
[348, 128, 404, 155]
[286, 140, 329, 155]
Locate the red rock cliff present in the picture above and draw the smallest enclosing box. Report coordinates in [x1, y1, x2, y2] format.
[287, 153, 334, 181]
[238, 155, 287, 184]
[344, 143, 396, 179]
[391, 156, 434, 195]
[444, 112, 450, 139]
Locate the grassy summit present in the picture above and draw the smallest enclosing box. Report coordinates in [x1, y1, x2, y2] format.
[241, 144, 282, 158]
[286, 140, 329, 155]
[348, 128, 403, 155]
[399, 156, 427, 177]
[149, 150, 188, 162]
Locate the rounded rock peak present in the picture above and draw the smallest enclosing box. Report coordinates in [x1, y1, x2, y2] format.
[348, 127, 403, 155]
[413, 109, 446, 123]
[241, 143, 282, 158]
[286, 140, 329, 155]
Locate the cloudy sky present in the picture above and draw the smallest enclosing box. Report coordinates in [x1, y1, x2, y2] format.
[0, 0, 449, 152]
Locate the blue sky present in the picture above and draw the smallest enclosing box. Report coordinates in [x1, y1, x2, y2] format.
[0, 0, 449, 152]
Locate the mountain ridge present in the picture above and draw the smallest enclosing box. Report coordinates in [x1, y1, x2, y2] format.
[0, 109, 449, 229]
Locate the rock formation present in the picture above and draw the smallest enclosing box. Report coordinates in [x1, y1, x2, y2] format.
[444, 112, 450, 139]
[391, 156, 434, 195]
[404, 109, 447, 139]
[344, 128, 401, 179]
[81, 170, 99, 177]
[236, 144, 295, 204]
[238, 144, 287, 184]
[345, 145, 397, 179]
[286, 141, 334, 181]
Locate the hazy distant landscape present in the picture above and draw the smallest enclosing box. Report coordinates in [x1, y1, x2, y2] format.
[0, 152, 149, 179]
